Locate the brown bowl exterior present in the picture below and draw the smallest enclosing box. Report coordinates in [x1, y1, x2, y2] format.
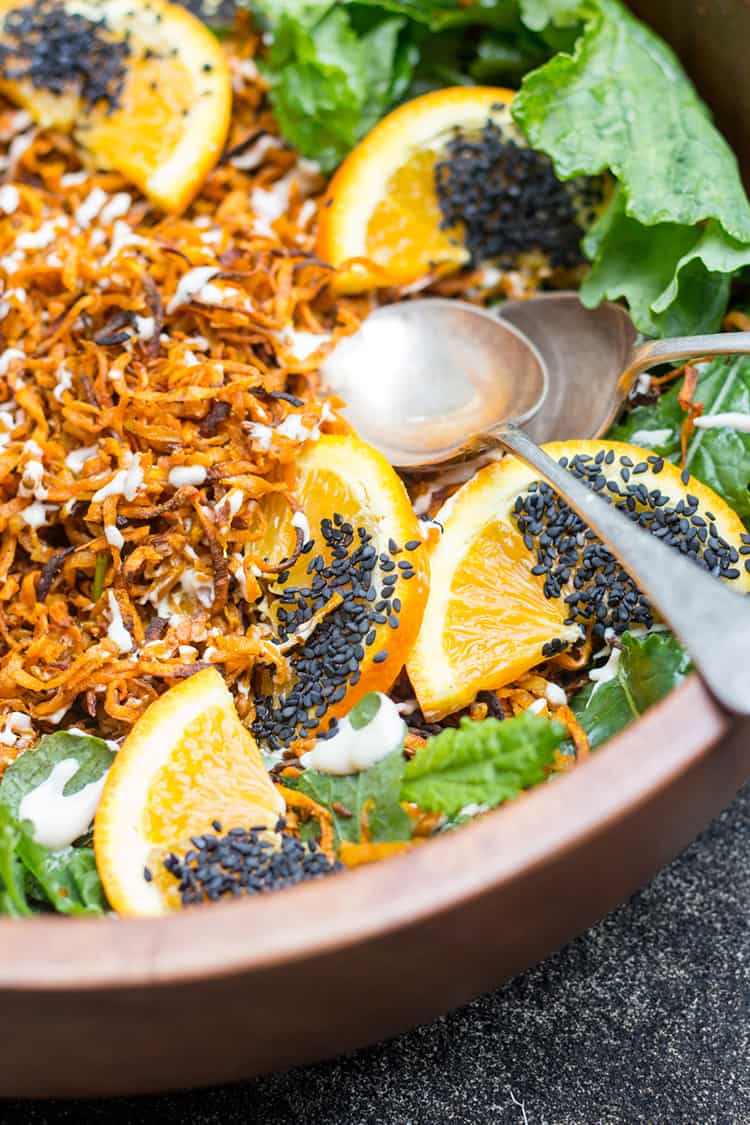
[3, 0, 750, 1098]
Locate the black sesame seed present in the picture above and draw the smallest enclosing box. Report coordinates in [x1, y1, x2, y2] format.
[434, 117, 597, 270]
[1, 0, 131, 110]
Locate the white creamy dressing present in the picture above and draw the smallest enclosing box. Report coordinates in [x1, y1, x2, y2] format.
[75, 187, 108, 228]
[65, 444, 98, 473]
[630, 373, 652, 398]
[629, 427, 673, 446]
[16, 220, 60, 250]
[230, 133, 280, 171]
[276, 413, 316, 442]
[222, 489, 244, 521]
[251, 181, 291, 237]
[231, 553, 248, 598]
[0, 710, 32, 746]
[458, 803, 489, 819]
[168, 465, 207, 487]
[53, 365, 73, 402]
[588, 645, 621, 693]
[297, 198, 317, 228]
[250, 159, 320, 237]
[20, 500, 52, 528]
[166, 266, 220, 313]
[544, 682, 567, 707]
[300, 693, 406, 775]
[4, 129, 33, 172]
[134, 314, 155, 340]
[101, 220, 146, 265]
[0, 347, 25, 375]
[60, 171, 89, 187]
[105, 524, 125, 549]
[106, 590, 133, 653]
[92, 453, 143, 502]
[291, 510, 311, 543]
[99, 192, 132, 225]
[396, 699, 420, 716]
[283, 329, 330, 361]
[0, 184, 19, 214]
[180, 567, 214, 609]
[246, 422, 274, 450]
[694, 412, 750, 433]
[18, 758, 109, 851]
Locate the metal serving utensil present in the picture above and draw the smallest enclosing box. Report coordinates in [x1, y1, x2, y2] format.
[497, 289, 750, 442]
[320, 297, 750, 716]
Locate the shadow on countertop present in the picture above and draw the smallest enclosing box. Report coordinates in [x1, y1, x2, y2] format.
[4, 784, 750, 1125]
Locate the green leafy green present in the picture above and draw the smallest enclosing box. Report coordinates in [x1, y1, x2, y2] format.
[512, 0, 750, 335]
[0, 805, 30, 916]
[0, 731, 112, 916]
[349, 0, 521, 30]
[519, 0, 589, 30]
[570, 631, 690, 751]
[298, 749, 411, 843]
[17, 836, 106, 916]
[349, 691, 383, 729]
[609, 355, 750, 522]
[401, 713, 564, 817]
[259, 5, 411, 171]
[298, 712, 565, 839]
[0, 731, 115, 823]
[0, 803, 106, 917]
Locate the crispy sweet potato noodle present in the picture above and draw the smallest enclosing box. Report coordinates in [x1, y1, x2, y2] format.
[0, 36, 366, 770]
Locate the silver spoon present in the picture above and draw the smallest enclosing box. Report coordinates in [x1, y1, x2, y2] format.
[321, 298, 750, 716]
[497, 289, 750, 442]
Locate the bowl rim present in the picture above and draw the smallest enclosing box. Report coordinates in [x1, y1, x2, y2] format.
[0, 671, 731, 993]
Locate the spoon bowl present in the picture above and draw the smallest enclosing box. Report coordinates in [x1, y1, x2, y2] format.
[498, 291, 639, 442]
[321, 298, 548, 467]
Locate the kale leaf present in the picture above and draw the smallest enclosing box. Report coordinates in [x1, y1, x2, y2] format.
[401, 712, 564, 817]
[0, 803, 107, 916]
[0, 731, 113, 916]
[610, 356, 750, 523]
[570, 631, 691, 751]
[257, 4, 412, 171]
[297, 748, 411, 844]
[512, 0, 750, 335]
[0, 730, 114, 823]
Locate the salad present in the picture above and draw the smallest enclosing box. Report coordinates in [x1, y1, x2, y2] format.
[0, 0, 749, 918]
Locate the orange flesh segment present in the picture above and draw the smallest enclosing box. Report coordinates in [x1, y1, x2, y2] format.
[81, 58, 191, 174]
[94, 668, 284, 916]
[365, 149, 465, 280]
[143, 702, 282, 846]
[444, 519, 570, 688]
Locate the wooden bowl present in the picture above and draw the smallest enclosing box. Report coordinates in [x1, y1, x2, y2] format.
[3, 0, 750, 1097]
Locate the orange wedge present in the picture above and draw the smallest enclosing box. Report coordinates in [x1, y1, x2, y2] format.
[316, 86, 516, 293]
[94, 668, 284, 916]
[257, 434, 429, 740]
[407, 440, 750, 720]
[0, 0, 231, 212]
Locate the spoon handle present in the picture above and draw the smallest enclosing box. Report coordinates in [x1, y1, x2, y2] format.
[494, 424, 750, 717]
[623, 330, 750, 387]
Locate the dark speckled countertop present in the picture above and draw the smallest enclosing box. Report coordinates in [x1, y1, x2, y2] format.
[5, 783, 750, 1124]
